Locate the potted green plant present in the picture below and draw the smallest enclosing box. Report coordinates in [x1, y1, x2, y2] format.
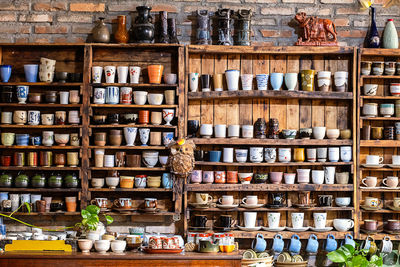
[327, 244, 383, 267]
[75, 205, 113, 239]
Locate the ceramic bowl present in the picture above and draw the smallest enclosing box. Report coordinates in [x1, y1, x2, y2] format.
[147, 179, 161, 188]
[29, 93, 42, 103]
[56, 72, 68, 82]
[238, 172, 253, 184]
[94, 240, 110, 254]
[54, 134, 70, 146]
[299, 128, 312, 139]
[102, 234, 115, 241]
[164, 73, 177, 85]
[312, 127, 326, 139]
[159, 156, 168, 166]
[363, 103, 378, 117]
[148, 93, 164, 105]
[91, 178, 105, 188]
[390, 83, 400, 96]
[364, 84, 378, 96]
[340, 129, 352, 139]
[142, 155, 158, 168]
[380, 103, 394, 117]
[78, 239, 93, 253]
[335, 197, 351, 207]
[326, 129, 340, 140]
[111, 240, 126, 253]
[106, 177, 120, 189]
[200, 124, 213, 138]
[133, 91, 148, 105]
[282, 129, 297, 139]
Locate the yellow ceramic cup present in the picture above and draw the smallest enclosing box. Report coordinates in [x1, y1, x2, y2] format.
[301, 70, 316, 91]
[293, 148, 305, 162]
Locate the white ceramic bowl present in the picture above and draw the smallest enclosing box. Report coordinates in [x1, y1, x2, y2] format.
[164, 73, 177, 85]
[78, 239, 93, 253]
[143, 155, 158, 168]
[105, 177, 120, 189]
[143, 151, 159, 157]
[159, 155, 168, 166]
[91, 178, 105, 188]
[133, 91, 148, 105]
[364, 84, 378, 96]
[148, 93, 164, 105]
[326, 129, 340, 140]
[238, 172, 253, 184]
[111, 240, 126, 253]
[199, 124, 213, 138]
[312, 127, 326, 140]
[54, 134, 70, 146]
[95, 239, 110, 253]
[390, 83, 400, 96]
[335, 197, 351, 207]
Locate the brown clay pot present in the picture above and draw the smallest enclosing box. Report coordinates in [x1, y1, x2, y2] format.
[54, 153, 66, 167]
[147, 65, 164, 84]
[138, 110, 150, 124]
[109, 135, 122, 146]
[94, 132, 107, 146]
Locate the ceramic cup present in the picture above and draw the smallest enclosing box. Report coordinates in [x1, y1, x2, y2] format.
[241, 74, 253, 90]
[92, 66, 103, 83]
[104, 66, 116, 83]
[243, 212, 257, 228]
[189, 73, 199, 92]
[291, 213, 304, 229]
[366, 155, 383, 165]
[267, 212, 280, 228]
[270, 73, 284, 90]
[313, 212, 327, 229]
[256, 74, 268, 90]
[383, 176, 399, 188]
[284, 73, 298, 91]
[225, 70, 240, 91]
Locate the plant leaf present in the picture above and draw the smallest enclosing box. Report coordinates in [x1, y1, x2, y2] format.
[81, 210, 91, 219]
[343, 244, 355, 255]
[86, 205, 100, 215]
[105, 215, 113, 225]
[352, 255, 369, 267]
[24, 202, 31, 213]
[327, 251, 347, 263]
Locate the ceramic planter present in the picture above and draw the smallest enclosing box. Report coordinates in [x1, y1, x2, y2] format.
[148, 65, 164, 84]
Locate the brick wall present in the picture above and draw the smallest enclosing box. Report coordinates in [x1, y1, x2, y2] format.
[0, 0, 399, 46]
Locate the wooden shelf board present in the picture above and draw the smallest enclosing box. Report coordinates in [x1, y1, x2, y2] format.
[0, 167, 81, 171]
[90, 104, 178, 108]
[89, 146, 167, 150]
[0, 188, 81, 192]
[226, 231, 352, 239]
[360, 188, 400, 192]
[360, 117, 400, 121]
[195, 161, 353, 166]
[360, 140, 400, 147]
[359, 233, 400, 240]
[361, 209, 400, 213]
[0, 82, 82, 86]
[89, 188, 172, 192]
[361, 96, 400, 100]
[188, 45, 355, 55]
[90, 167, 166, 171]
[0, 103, 81, 108]
[360, 48, 400, 56]
[361, 75, 400, 79]
[360, 168, 400, 171]
[90, 124, 176, 129]
[186, 184, 354, 192]
[188, 207, 354, 212]
[90, 83, 177, 88]
[90, 43, 183, 48]
[101, 211, 176, 216]
[191, 138, 352, 146]
[2, 212, 80, 216]
[0, 145, 80, 150]
[188, 90, 353, 100]
[0, 125, 82, 128]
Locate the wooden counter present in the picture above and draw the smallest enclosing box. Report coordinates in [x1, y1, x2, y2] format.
[0, 251, 242, 267]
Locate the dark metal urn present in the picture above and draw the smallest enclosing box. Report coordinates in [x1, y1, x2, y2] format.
[216, 9, 234, 46]
[196, 10, 211, 45]
[168, 18, 179, 44]
[236, 9, 252, 46]
[132, 6, 155, 43]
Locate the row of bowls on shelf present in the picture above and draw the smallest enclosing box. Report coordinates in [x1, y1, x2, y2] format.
[94, 110, 175, 126]
[363, 83, 400, 96]
[197, 124, 352, 140]
[0, 173, 79, 188]
[93, 129, 174, 147]
[199, 146, 352, 164]
[1, 132, 78, 147]
[91, 173, 172, 189]
[361, 61, 400, 76]
[189, 169, 350, 185]
[189, 70, 349, 92]
[363, 102, 400, 117]
[95, 151, 163, 168]
[91, 65, 176, 85]
[0, 86, 80, 104]
[93, 87, 175, 105]
[1, 110, 80, 126]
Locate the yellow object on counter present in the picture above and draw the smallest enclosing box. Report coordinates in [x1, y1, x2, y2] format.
[5, 240, 72, 252]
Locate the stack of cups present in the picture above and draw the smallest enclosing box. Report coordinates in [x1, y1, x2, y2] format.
[39, 57, 56, 83]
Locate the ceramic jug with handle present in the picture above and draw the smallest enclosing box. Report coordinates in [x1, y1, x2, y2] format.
[343, 233, 355, 247]
[325, 234, 337, 252]
[272, 234, 284, 253]
[289, 234, 301, 254]
[306, 234, 319, 254]
[251, 233, 266, 252]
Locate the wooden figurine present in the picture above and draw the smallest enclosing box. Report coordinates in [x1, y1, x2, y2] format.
[168, 138, 195, 178]
[294, 12, 338, 46]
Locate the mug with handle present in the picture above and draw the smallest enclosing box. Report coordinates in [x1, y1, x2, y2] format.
[289, 234, 301, 254]
[305, 234, 319, 254]
[272, 234, 284, 253]
[251, 233, 267, 253]
[325, 234, 337, 252]
[343, 233, 355, 247]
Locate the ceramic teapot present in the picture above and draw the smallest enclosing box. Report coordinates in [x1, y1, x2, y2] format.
[31, 173, 46, 188]
[15, 172, 29, 188]
[199, 240, 219, 253]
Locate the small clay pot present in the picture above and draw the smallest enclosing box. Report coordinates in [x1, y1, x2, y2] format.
[54, 153, 66, 167]
[94, 132, 107, 146]
[109, 135, 122, 146]
[45, 91, 58, 103]
[110, 129, 122, 135]
[29, 93, 42, 103]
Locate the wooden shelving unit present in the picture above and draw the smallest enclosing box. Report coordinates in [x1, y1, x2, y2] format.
[184, 45, 357, 239]
[357, 48, 400, 240]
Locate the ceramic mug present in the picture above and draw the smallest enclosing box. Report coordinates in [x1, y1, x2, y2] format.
[249, 147, 263, 163]
[313, 212, 327, 229]
[196, 193, 212, 205]
[242, 195, 258, 205]
[267, 212, 280, 228]
[325, 234, 338, 252]
[383, 176, 399, 188]
[306, 234, 319, 254]
[243, 212, 257, 228]
[366, 155, 383, 165]
[362, 176, 377, 187]
[364, 196, 381, 208]
[218, 195, 234, 205]
[251, 233, 266, 253]
[289, 234, 301, 254]
[272, 234, 284, 253]
[291, 213, 304, 229]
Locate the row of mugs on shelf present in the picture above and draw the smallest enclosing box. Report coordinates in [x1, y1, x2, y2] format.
[93, 113, 140, 125]
[197, 146, 352, 164]
[92, 197, 159, 212]
[0, 173, 78, 188]
[361, 175, 400, 188]
[361, 61, 400, 76]
[192, 193, 351, 208]
[362, 124, 400, 140]
[196, 123, 351, 140]
[363, 219, 400, 234]
[191, 212, 354, 232]
[1, 110, 80, 126]
[363, 102, 400, 117]
[0, 151, 79, 168]
[0, 193, 76, 213]
[93, 88, 175, 105]
[362, 196, 400, 211]
[92, 65, 175, 84]
[1, 86, 81, 104]
[97, 109, 174, 126]
[363, 83, 400, 96]
[362, 154, 400, 167]
[1, 132, 79, 147]
[93, 151, 168, 168]
[190, 169, 350, 185]
[93, 129, 174, 147]
[189, 70, 349, 92]
[91, 173, 172, 189]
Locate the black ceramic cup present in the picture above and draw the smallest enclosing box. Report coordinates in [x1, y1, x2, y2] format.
[194, 215, 207, 228]
[201, 74, 211, 92]
[188, 120, 200, 137]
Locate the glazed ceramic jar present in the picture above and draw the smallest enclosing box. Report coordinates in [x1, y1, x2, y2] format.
[1, 132, 15, 146]
[300, 70, 316, 91]
[278, 148, 291, 163]
[363, 103, 378, 117]
[42, 131, 54, 147]
[13, 110, 27, 125]
[254, 118, 267, 139]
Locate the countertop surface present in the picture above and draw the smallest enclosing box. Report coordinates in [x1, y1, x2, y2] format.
[0, 251, 242, 260]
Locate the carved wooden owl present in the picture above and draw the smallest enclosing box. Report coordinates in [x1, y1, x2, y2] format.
[168, 139, 195, 177]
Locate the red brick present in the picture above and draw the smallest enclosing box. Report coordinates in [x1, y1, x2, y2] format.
[20, 14, 53, 23]
[35, 26, 69, 34]
[244, 0, 277, 3]
[297, 8, 331, 16]
[53, 37, 68, 43]
[336, 7, 368, 15]
[108, 4, 136, 12]
[33, 38, 50, 44]
[58, 14, 93, 23]
[338, 30, 367, 38]
[72, 25, 93, 34]
[261, 7, 294, 15]
[32, 3, 67, 11]
[0, 3, 29, 11]
[70, 3, 105, 12]
[260, 29, 292, 38]
[283, 0, 314, 3]
[334, 18, 350, 27]
[15, 37, 29, 43]
[0, 14, 17, 22]
[0, 25, 30, 34]
[152, 4, 179, 13]
[321, 0, 353, 2]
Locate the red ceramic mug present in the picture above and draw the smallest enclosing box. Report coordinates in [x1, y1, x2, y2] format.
[0, 155, 11, 166]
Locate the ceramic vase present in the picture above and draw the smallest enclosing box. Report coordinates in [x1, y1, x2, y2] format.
[114, 15, 129, 44]
[92, 17, 110, 43]
[383, 19, 399, 49]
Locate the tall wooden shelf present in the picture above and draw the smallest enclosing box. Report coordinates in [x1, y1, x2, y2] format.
[357, 48, 400, 240]
[184, 45, 357, 239]
[0, 43, 184, 218]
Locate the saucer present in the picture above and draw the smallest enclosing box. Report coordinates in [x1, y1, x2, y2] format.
[261, 226, 286, 232]
[361, 205, 382, 211]
[139, 208, 160, 214]
[113, 208, 137, 213]
[388, 205, 400, 211]
[310, 227, 333, 232]
[286, 227, 309, 232]
[387, 164, 400, 169]
[189, 203, 212, 209]
[240, 203, 265, 209]
[213, 226, 235, 232]
[188, 226, 212, 232]
[362, 164, 385, 168]
[293, 203, 316, 209]
[379, 186, 400, 190]
[361, 228, 383, 234]
[216, 204, 239, 209]
[385, 229, 400, 234]
[266, 204, 286, 209]
[237, 226, 262, 232]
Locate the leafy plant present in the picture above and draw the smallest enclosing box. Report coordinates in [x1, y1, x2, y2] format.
[75, 205, 113, 232]
[327, 244, 383, 267]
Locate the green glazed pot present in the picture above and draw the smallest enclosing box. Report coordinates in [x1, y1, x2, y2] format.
[15, 173, 29, 188]
[49, 173, 63, 188]
[64, 173, 78, 188]
[0, 173, 12, 187]
[31, 174, 46, 188]
[254, 173, 268, 184]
